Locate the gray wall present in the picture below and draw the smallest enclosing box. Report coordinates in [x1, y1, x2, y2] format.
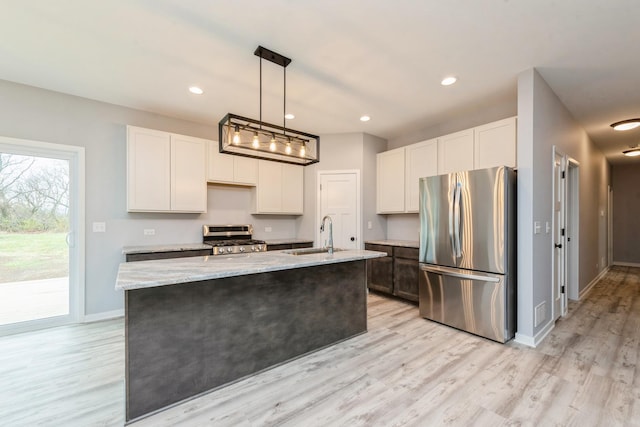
[612, 164, 640, 265]
[516, 68, 610, 343]
[0, 80, 299, 316]
[298, 133, 387, 244]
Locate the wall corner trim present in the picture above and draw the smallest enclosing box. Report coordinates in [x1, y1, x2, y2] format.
[514, 318, 555, 348]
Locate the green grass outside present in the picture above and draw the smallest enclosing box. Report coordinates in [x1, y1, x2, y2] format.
[0, 232, 69, 283]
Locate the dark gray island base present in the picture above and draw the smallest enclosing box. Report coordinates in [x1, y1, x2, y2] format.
[125, 260, 367, 422]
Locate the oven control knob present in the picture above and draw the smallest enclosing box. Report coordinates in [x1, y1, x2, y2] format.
[257, 245, 263, 251]
[239, 247, 245, 253]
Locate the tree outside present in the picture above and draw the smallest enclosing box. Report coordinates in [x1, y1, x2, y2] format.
[0, 153, 69, 283]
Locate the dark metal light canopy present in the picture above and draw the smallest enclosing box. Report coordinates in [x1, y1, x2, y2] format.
[219, 46, 319, 166]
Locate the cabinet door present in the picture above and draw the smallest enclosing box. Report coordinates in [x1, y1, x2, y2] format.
[365, 244, 394, 294]
[171, 134, 207, 212]
[438, 129, 474, 175]
[474, 117, 517, 169]
[393, 247, 419, 302]
[405, 138, 438, 213]
[377, 148, 405, 213]
[207, 140, 235, 183]
[281, 163, 303, 214]
[255, 160, 283, 213]
[127, 126, 171, 212]
[233, 156, 258, 185]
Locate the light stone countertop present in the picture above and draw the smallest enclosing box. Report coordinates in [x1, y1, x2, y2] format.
[364, 240, 419, 248]
[264, 238, 314, 245]
[122, 243, 212, 255]
[116, 249, 386, 291]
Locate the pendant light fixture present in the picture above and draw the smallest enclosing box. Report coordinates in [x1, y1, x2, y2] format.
[219, 46, 319, 166]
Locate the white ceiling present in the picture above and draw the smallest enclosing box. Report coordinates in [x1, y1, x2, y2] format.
[1, 1, 639, 164]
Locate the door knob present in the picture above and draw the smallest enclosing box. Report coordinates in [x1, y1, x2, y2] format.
[554, 243, 562, 249]
[350, 237, 356, 241]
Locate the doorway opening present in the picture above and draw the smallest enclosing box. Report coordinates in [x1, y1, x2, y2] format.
[0, 137, 84, 335]
[316, 170, 361, 250]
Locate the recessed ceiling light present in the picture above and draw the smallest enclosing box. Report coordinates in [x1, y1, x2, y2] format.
[611, 119, 640, 131]
[360, 115, 371, 122]
[441, 76, 457, 86]
[285, 113, 295, 120]
[189, 86, 204, 95]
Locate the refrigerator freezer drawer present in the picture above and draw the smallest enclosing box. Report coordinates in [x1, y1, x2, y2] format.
[419, 264, 513, 343]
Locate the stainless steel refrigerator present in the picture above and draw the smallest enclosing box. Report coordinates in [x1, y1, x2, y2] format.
[418, 166, 516, 343]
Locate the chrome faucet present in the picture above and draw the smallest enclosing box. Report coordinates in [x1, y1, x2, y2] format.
[320, 215, 334, 254]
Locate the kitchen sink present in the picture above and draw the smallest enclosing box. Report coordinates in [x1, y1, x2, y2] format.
[284, 247, 344, 256]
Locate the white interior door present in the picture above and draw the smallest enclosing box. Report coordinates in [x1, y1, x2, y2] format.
[552, 148, 567, 319]
[317, 171, 360, 250]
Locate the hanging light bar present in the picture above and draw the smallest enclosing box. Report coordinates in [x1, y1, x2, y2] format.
[218, 46, 319, 166]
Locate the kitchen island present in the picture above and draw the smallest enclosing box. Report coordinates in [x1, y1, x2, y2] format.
[116, 249, 385, 422]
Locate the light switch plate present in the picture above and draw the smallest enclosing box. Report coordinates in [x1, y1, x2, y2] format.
[92, 222, 106, 233]
[534, 221, 541, 234]
[144, 229, 155, 236]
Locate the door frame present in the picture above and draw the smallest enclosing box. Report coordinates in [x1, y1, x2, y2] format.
[316, 170, 361, 249]
[0, 136, 85, 335]
[566, 158, 580, 301]
[551, 147, 567, 319]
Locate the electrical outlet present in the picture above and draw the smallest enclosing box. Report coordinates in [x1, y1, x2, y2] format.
[143, 229, 155, 236]
[545, 221, 551, 234]
[265, 227, 272, 232]
[92, 222, 106, 233]
[367, 221, 372, 230]
[534, 221, 541, 234]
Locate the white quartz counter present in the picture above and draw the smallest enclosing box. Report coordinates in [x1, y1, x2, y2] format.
[116, 249, 386, 291]
[122, 243, 211, 254]
[364, 240, 419, 248]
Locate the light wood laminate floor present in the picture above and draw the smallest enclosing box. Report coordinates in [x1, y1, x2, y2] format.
[1, 266, 639, 426]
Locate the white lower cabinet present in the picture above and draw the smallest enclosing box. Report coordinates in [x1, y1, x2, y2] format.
[253, 160, 303, 214]
[207, 141, 257, 185]
[127, 126, 207, 213]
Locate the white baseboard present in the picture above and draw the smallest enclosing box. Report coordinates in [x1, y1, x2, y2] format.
[579, 266, 610, 300]
[613, 261, 640, 268]
[82, 309, 124, 323]
[514, 317, 555, 348]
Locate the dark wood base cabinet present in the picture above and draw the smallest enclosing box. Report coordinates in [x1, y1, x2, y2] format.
[365, 243, 418, 302]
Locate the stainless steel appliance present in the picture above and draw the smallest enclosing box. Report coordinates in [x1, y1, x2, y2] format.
[418, 166, 516, 343]
[203, 224, 267, 255]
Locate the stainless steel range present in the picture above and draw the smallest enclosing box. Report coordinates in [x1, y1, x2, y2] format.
[203, 224, 267, 255]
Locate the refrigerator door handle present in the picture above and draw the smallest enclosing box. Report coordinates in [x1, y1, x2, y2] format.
[420, 264, 500, 283]
[448, 183, 456, 257]
[453, 182, 462, 257]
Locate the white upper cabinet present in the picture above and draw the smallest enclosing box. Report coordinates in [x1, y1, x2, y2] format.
[474, 117, 517, 169]
[253, 160, 303, 215]
[127, 126, 207, 213]
[377, 147, 406, 214]
[437, 128, 474, 175]
[207, 141, 257, 186]
[405, 138, 438, 213]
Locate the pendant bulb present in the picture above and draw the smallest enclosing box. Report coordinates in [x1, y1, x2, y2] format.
[232, 125, 241, 145]
[285, 139, 292, 155]
[300, 141, 306, 158]
[269, 134, 277, 151]
[252, 132, 260, 148]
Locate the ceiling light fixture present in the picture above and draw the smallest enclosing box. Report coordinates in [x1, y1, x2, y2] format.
[189, 86, 204, 95]
[360, 115, 371, 122]
[441, 76, 457, 86]
[219, 46, 319, 165]
[285, 113, 295, 120]
[611, 119, 640, 131]
[623, 146, 640, 157]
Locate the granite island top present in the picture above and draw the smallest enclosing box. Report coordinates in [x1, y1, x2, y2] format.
[122, 243, 212, 255]
[364, 239, 419, 248]
[116, 249, 386, 291]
